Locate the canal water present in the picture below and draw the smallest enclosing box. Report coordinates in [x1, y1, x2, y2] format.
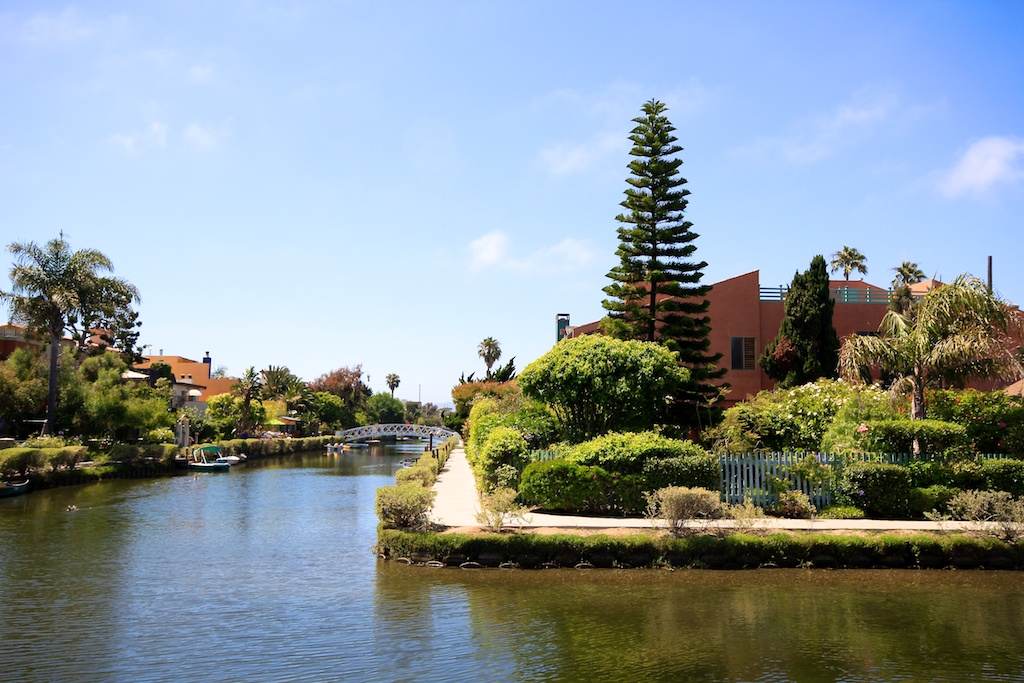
[2, 444, 1024, 683]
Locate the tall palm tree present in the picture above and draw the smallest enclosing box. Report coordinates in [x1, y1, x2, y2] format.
[233, 366, 264, 437]
[829, 245, 868, 281]
[385, 373, 400, 396]
[478, 337, 501, 377]
[839, 275, 1024, 424]
[1, 235, 137, 434]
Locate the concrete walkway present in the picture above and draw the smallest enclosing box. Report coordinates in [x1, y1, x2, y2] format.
[430, 446, 986, 532]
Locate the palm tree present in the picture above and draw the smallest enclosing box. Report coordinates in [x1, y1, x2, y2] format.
[839, 275, 1024, 424]
[891, 261, 926, 289]
[385, 373, 400, 396]
[889, 261, 927, 315]
[478, 337, 501, 377]
[1, 235, 137, 434]
[829, 246, 868, 281]
[233, 366, 264, 437]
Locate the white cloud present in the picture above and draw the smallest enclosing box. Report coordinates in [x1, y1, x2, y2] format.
[20, 9, 93, 44]
[183, 122, 221, 149]
[110, 122, 168, 152]
[739, 87, 899, 164]
[468, 231, 593, 274]
[540, 133, 620, 175]
[187, 65, 215, 84]
[938, 136, 1024, 199]
[536, 79, 718, 176]
[469, 232, 509, 271]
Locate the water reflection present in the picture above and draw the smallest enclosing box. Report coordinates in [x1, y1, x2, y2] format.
[2, 444, 1023, 683]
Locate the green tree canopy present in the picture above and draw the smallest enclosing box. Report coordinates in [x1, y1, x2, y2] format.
[360, 393, 405, 425]
[760, 255, 840, 388]
[840, 275, 1024, 421]
[519, 335, 690, 442]
[600, 99, 724, 428]
[1, 235, 140, 434]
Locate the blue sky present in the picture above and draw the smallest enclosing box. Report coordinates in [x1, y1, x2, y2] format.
[2, 1, 1023, 405]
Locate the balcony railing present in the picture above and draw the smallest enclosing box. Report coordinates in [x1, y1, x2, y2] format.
[759, 286, 895, 304]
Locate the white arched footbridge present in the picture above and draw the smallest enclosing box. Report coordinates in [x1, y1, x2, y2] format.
[334, 423, 459, 444]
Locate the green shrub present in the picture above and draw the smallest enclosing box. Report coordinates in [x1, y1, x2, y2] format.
[477, 427, 529, 491]
[0, 448, 46, 476]
[145, 427, 176, 444]
[817, 505, 866, 519]
[645, 486, 723, 536]
[395, 466, 436, 487]
[475, 487, 530, 531]
[771, 489, 816, 519]
[519, 460, 609, 512]
[642, 449, 721, 491]
[947, 489, 1024, 542]
[46, 446, 88, 471]
[375, 483, 436, 530]
[928, 389, 1024, 454]
[710, 379, 890, 453]
[979, 458, 1024, 497]
[859, 419, 969, 457]
[568, 432, 697, 475]
[909, 485, 961, 517]
[836, 461, 912, 518]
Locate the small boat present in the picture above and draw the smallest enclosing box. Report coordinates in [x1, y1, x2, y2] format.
[189, 446, 231, 473]
[0, 479, 30, 498]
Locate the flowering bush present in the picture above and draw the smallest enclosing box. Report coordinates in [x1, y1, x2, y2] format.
[927, 389, 1024, 454]
[709, 379, 891, 453]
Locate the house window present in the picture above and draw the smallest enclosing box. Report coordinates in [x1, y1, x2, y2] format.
[731, 337, 757, 370]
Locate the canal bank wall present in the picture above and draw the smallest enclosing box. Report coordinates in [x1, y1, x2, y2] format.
[376, 527, 1024, 570]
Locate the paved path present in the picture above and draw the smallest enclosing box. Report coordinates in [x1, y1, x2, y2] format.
[431, 445, 985, 532]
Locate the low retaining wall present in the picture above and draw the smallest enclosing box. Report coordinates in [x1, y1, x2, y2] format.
[376, 529, 1024, 570]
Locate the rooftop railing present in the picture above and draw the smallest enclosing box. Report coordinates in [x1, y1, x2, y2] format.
[759, 286, 895, 304]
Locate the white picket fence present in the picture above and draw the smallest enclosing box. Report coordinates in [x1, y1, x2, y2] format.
[529, 449, 1009, 510]
[720, 451, 1007, 509]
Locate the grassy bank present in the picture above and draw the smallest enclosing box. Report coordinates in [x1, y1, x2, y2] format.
[376, 528, 1024, 570]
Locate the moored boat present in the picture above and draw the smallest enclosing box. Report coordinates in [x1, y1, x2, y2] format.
[0, 479, 30, 498]
[189, 446, 231, 472]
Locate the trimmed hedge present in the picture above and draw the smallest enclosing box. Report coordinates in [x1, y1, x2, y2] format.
[376, 529, 1024, 570]
[0, 446, 89, 476]
[568, 432, 704, 475]
[519, 460, 611, 512]
[859, 419, 969, 457]
[836, 461, 912, 518]
[980, 458, 1024, 498]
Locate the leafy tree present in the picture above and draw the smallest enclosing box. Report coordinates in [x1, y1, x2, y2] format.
[306, 391, 345, 432]
[0, 348, 46, 437]
[359, 393, 405, 425]
[840, 275, 1024, 422]
[829, 245, 868, 280]
[760, 255, 840, 388]
[308, 365, 370, 427]
[519, 335, 689, 442]
[489, 356, 517, 383]
[261, 365, 305, 411]
[386, 373, 400, 396]
[232, 366, 264, 437]
[1, 235, 140, 434]
[600, 99, 724, 427]
[890, 261, 926, 315]
[478, 338, 501, 376]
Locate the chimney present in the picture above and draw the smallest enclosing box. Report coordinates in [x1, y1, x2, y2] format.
[988, 256, 993, 294]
